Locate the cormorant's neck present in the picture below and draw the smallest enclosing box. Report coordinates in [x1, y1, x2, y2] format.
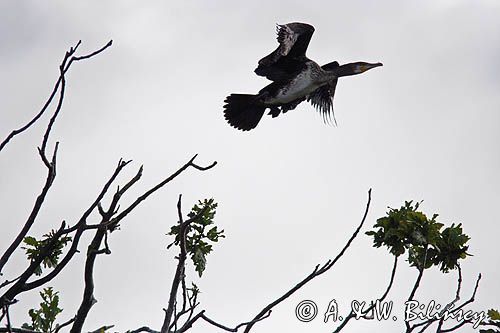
[330, 63, 358, 77]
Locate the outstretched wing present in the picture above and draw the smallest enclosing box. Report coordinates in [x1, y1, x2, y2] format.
[255, 22, 315, 82]
[307, 61, 340, 125]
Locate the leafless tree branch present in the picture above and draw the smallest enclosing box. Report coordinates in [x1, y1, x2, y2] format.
[0, 328, 39, 333]
[126, 327, 160, 333]
[404, 246, 429, 333]
[86, 325, 114, 333]
[237, 188, 372, 333]
[333, 254, 398, 332]
[54, 316, 76, 333]
[3, 304, 12, 333]
[412, 265, 463, 332]
[109, 154, 217, 229]
[0, 40, 112, 152]
[0, 40, 112, 276]
[409, 271, 481, 333]
[180, 310, 272, 333]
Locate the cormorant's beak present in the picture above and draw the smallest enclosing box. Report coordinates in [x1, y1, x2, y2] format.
[366, 62, 383, 70]
[357, 62, 383, 74]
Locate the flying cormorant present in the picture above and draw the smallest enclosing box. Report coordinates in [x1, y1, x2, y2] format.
[223, 22, 382, 131]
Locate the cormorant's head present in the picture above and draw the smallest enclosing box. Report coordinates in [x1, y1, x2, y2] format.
[353, 62, 383, 74]
[331, 62, 383, 77]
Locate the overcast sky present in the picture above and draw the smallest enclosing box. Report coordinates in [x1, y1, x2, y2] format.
[1, 1, 499, 332]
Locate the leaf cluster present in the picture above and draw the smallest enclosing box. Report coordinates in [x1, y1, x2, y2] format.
[480, 309, 500, 333]
[22, 287, 63, 333]
[168, 198, 224, 277]
[366, 201, 470, 272]
[22, 231, 72, 276]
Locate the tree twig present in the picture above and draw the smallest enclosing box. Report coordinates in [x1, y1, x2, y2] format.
[333, 254, 398, 332]
[240, 189, 372, 333]
[0, 40, 113, 277]
[184, 310, 272, 333]
[0, 328, 39, 333]
[54, 316, 76, 333]
[126, 327, 160, 333]
[0, 40, 112, 152]
[109, 154, 216, 228]
[0, 159, 130, 308]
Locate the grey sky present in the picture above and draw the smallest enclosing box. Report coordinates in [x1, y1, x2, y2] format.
[1, 1, 499, 332]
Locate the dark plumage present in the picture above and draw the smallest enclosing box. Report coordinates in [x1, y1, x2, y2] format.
[224, 22, 382, 131]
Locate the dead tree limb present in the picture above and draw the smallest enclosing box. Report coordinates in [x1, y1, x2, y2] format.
[127, 327, 160, 333]
[0, 40, 112, 153]
[241, 188, 372, 333]
[0, 40, 112, 275]
[70, 157, 215, 333]
[0, 158, 129, 308]
[332, 254, 398, 332]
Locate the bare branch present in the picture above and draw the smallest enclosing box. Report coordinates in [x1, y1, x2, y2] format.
[180, 310, 272, 333]
[72, 40, 113, 61]
[0, 40, 112, 152]
[0, 145, 58, 275]
[0, 277, 21, 291]
[0, 40, 112, 276]
[448, 273, 481, 313]
[3, 304, 12, 333]
[69, 164, 144, 333]
[405, 247, 428, 333]
[69, 227, 107, 333]
[126, 327, 160, 333]
[40, 64, 65, 157]
[333, 254, 398, 332]
[442, 264, 463, 321]
[411, 272, 481, 333]
[0, 328, 39, 333]
[54, 316, 76, 333]
[0, 160, 130, 307]
[439, 320, 469, 332]
[235, 189, 372, 333]
[86, 325, 114, 333]
[109, 155, 216, 227]
[475, 320, 500, 331]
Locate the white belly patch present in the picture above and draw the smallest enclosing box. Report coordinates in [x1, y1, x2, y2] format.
[267, 65, 322, 104]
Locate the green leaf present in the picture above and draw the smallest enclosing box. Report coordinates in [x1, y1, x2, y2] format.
[193, 248, 206, 277]
[488, 309, 500, 321]
[168, 198, 223, 278]
[22, 231, 72, 276]
[366, 201, 471, 273]
[22, 287, 63, 333]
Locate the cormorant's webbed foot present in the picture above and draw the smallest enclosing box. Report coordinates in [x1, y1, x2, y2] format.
[268, 106, 281, 118]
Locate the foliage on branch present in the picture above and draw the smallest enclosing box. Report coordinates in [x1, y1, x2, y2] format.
[480, 309, 500, 333]
[21, 287, 63, 333]
[366, 201, 470, 272]
[168, 198, 224, 277]
[22, 231, 72, 276]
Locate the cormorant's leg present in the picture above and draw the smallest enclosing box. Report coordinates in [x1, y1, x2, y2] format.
[282, 97, 305, 113]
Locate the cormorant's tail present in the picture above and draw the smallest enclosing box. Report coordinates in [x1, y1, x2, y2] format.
[223, 94, 266, 131]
